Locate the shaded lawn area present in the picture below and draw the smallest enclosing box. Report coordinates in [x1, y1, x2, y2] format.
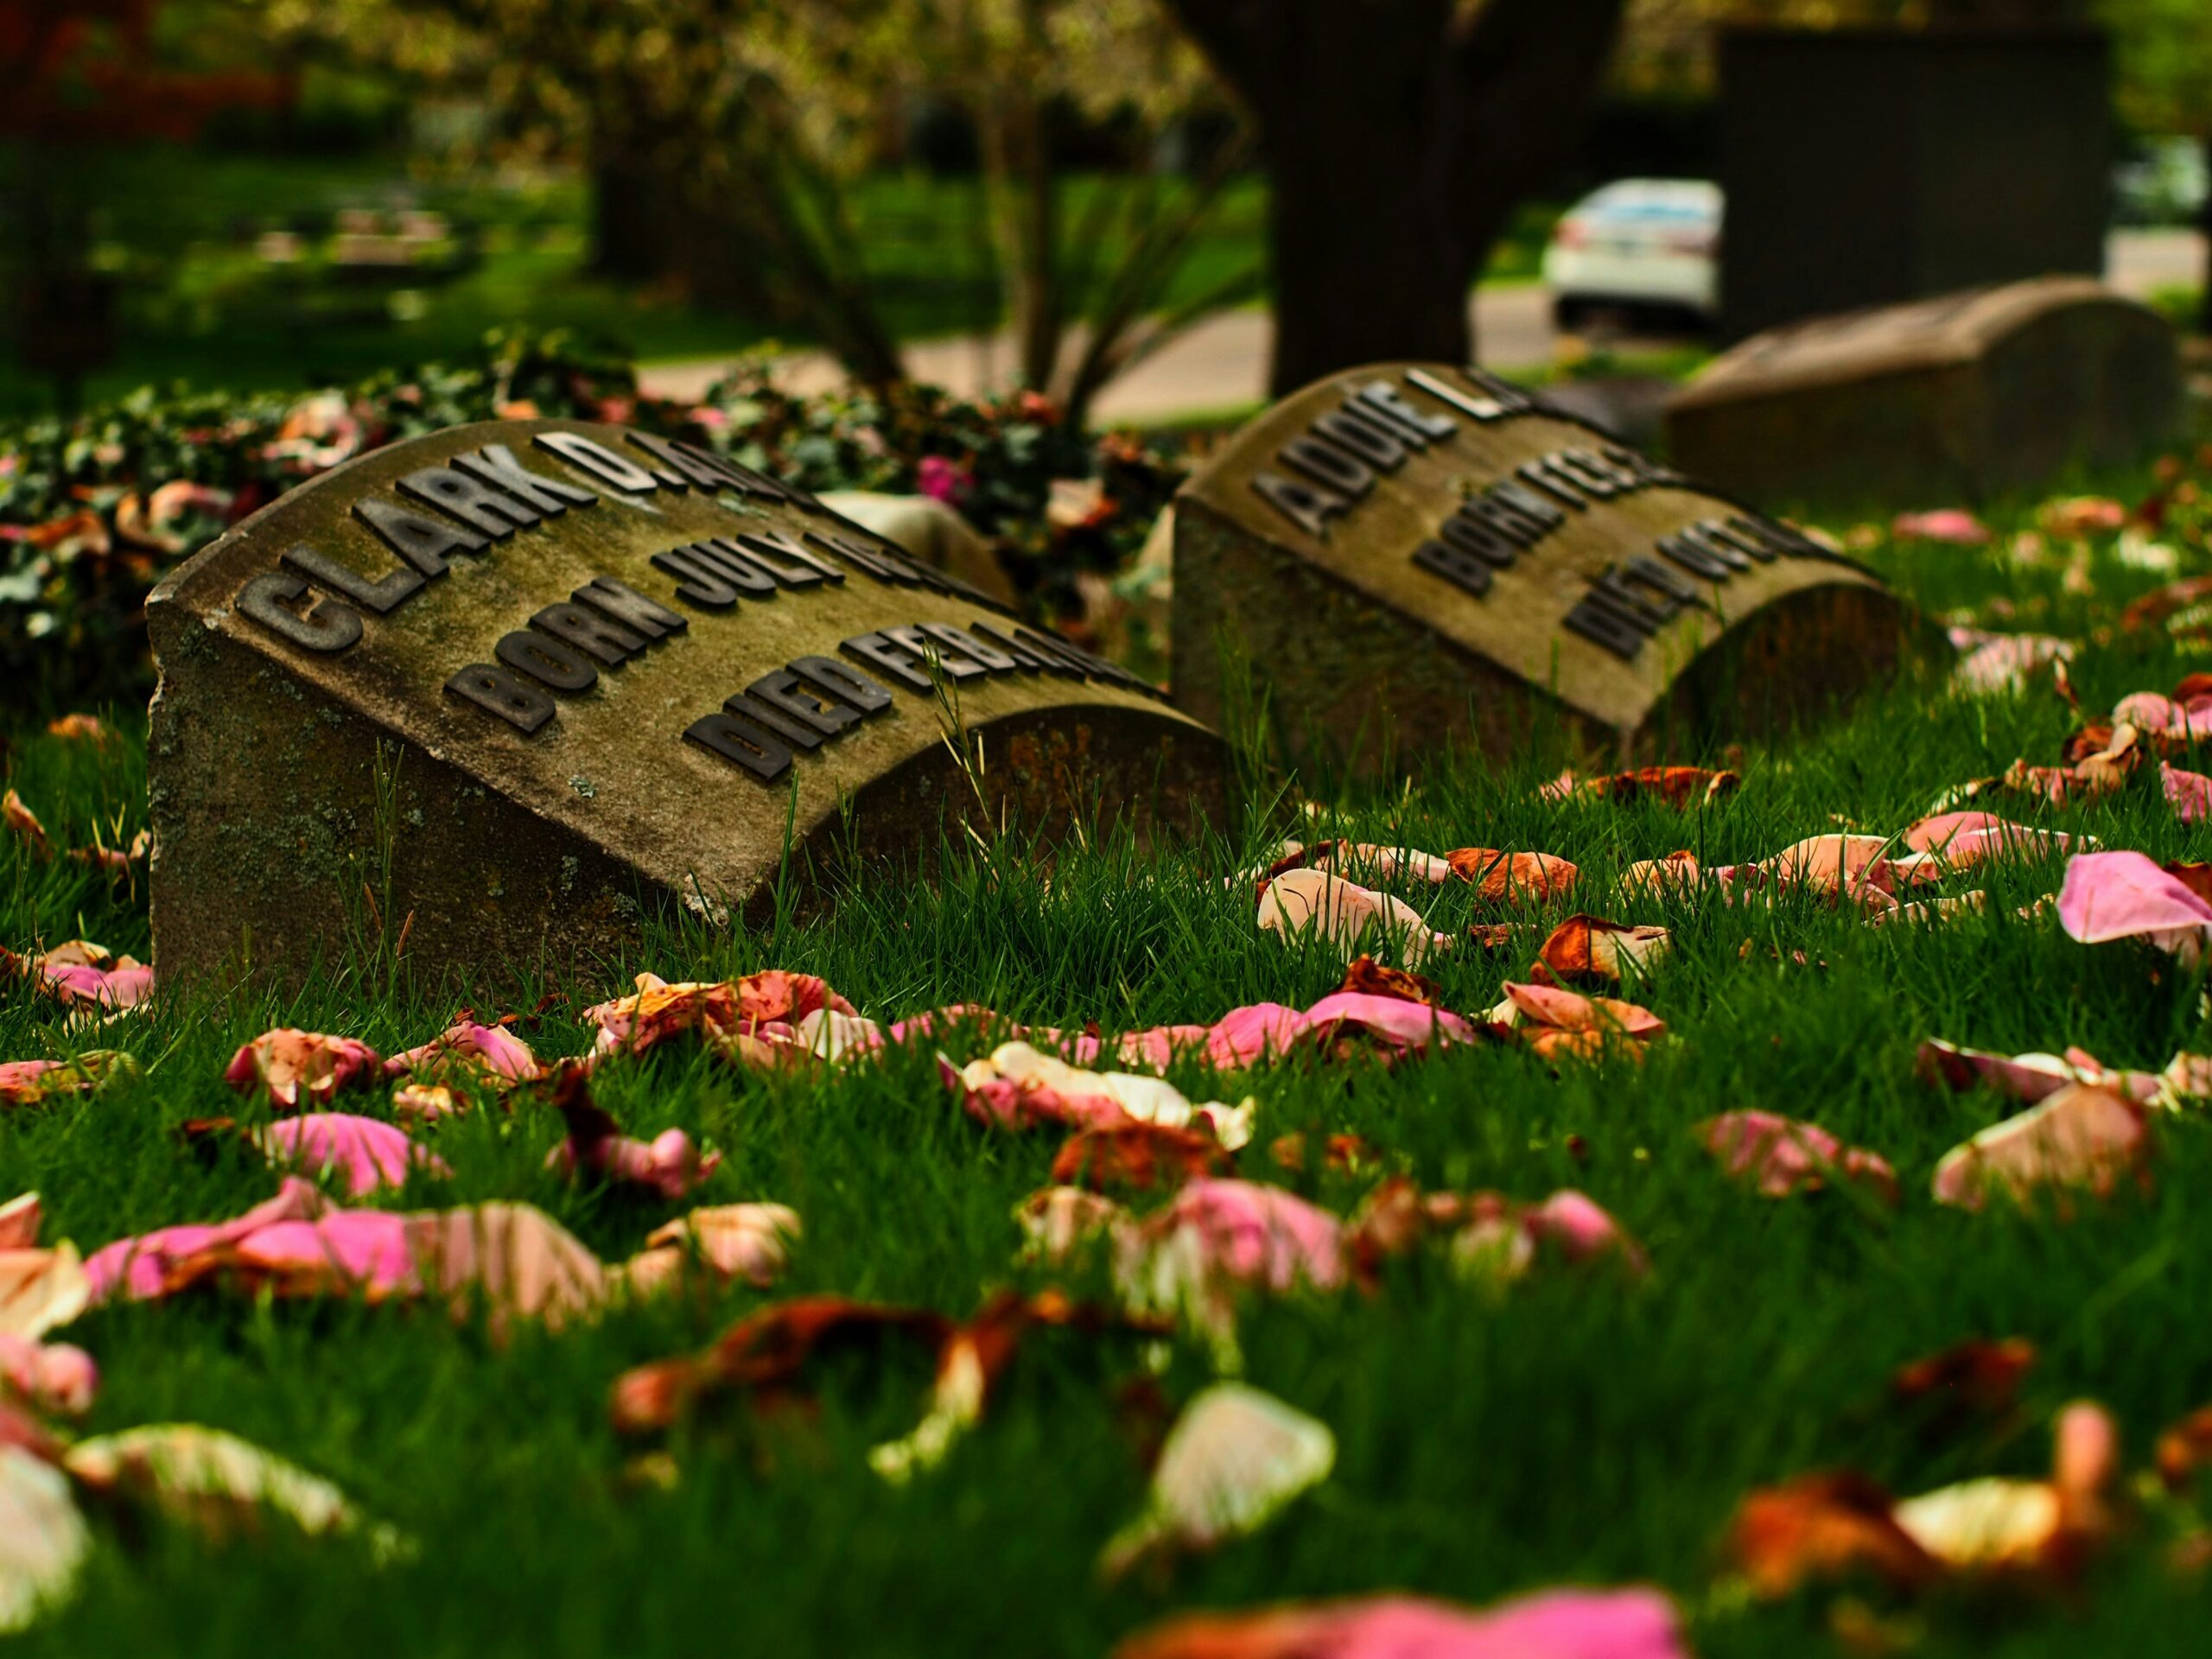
[6, 475, 2212, 1652]
[0, 149, 1560, 417]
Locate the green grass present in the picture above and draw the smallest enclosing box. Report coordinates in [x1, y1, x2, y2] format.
[10, 480, 2212, 1654]
[3, 148, 1561, 417]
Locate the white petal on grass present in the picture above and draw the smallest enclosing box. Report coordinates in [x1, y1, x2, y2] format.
[62, 1426, 409, 1562]
[1099, 1382, 1334, 1576]
[0, 1242, 89, 1340]
[975, 1043, 1255, 1149]
[0, 1446, 87, 1632]
[1257, 868, 1447, 969]
[1893, 1478, 2062, 1570]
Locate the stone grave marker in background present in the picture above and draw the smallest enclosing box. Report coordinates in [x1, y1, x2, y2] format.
[1717, 26, 2109, 343]
[1667, 277, 2180, 508]
[149, 419, 1224, 993]
[1173, 362, 1909, 773]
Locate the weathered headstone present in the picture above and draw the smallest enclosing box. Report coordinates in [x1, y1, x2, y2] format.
[1717, 26, 2109, 342]
[1667, 278, 2181, 507]
[1173, 362, 1908, 771]
[148, 419, 1223, 992]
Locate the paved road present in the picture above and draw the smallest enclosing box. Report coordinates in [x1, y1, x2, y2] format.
[639, 229, 2205, 426]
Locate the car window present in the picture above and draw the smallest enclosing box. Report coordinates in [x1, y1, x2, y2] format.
[1591, 203, 1712, 223]
[1579, 182, 1719, 224]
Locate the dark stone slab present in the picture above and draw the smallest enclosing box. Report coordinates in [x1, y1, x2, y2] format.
[1172, 362, 1912, 773]
[1667, 278, 2182, 508]
[1718, 27, 2109, 343]
[148, 419, 1224, 995]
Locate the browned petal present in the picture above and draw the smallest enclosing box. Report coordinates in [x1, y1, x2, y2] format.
[1345, 1176, 1428, 1274]
[2063, 724, 2117, 765]
[1268, 1132, 1381, 1176]
[1446, 848, 1580, 904]
[1, 791, 49, 861]
[1113, 1605, 1322, 1659]
[709, 1297, 951, 1391]
[1730, 1471, 1942, 1598]
[1531, 914, 1669, 988]
[1579, 766, 1741, 807]
[953, 1288, 1167, 1398]
[2075, 724, 2144, 791]
[1525, 1026, 1627, 1065]
[1052, 1122, 1234, 1193]
[1891, 1337, 2037, 1418]
[2157, 1406, 2212, 1492]
[732, 969, 856, 1024]
[1622, 849, 1701, 900]
[1335, 954, 1445, 1007]
[2165, 862, 2212, 909]
[608, 1297, 960, 1433]
[609, 1357, 708, 1434]
[541, 1059, 621, 1152]
[2121, 574, 2212, 632]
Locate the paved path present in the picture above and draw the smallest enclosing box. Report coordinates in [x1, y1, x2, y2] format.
[639, 229, 2205, 426]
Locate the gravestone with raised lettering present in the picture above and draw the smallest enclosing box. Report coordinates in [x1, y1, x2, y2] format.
[1173, 363, 1910, 771]
[148, 420, 1224, 992]
[1667, 277, 2181, 507]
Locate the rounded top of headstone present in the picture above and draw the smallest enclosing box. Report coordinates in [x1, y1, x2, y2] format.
[1670, 276, 2171, 410]
[147, 416, 1221, 927]
[1174, 360, 1898, 736]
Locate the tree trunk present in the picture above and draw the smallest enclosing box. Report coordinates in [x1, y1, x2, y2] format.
[590, 146, 681, 284]
[1262, 106, 1476, 394]
[2201, 131, 2211, 340]
[981, 98, 1063, 392]
[1166, 0, 1625, 394]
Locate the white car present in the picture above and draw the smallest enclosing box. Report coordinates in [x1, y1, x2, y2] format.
[1541, 179, 1721, 332]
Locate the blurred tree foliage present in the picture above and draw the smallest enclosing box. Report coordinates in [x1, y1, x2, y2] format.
[1613, 0, 2099, 98]
[257, 0, 1255, 427]
[2102, 0, 2212, 323]
[0, 2, 296, 406]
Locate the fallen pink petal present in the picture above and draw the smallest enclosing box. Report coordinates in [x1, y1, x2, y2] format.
[0, 1052, 134, 1109]
[1896, 509, 1992, 544]
[1932, 1084, 2152, 1211]
[0, 1332, 97, 1416]
[1119, 1179, 1348, 1313]
[2056, 851, 2212, 960]
[623, 1204, 800, 1292]
[1113, 1586, 1687, 1659]
[84, 1178, 335, 1305]
[385, 1020, 541, 1084]
[22, 943, 154, 1012]
[582, 969, 859, 1063]
[257, 1114, 453, 1198]
[549, 1127, 719, 1201]
[1698, 1111, 1900, 1204]
[1904, 811, 2076, 867]
[1948, 628, 2074, 696]
[2164, 764, 2212, 823]
[1917, 1039, 2164, 1106]
[224, 1029, 384, 1111]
